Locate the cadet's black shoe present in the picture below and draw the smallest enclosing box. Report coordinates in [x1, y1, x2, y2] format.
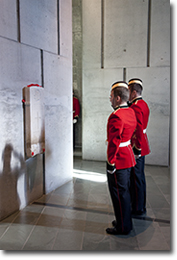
[106, 227, 130, 235]
[112, 220, 117, 227]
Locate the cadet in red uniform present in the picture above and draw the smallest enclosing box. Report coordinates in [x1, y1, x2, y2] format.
[128, 78, 150, 215]
[73, 93, 80, 150]
[106, 81, 137, 235]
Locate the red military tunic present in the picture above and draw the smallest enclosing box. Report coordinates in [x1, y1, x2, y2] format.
[73, 96, 80, 120]
[107, 105, 137, 170]
[130, 97, 150, 156]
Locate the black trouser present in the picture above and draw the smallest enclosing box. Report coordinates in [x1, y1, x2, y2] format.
[107, 168, 132, 233]
[130, 156, 146, 213]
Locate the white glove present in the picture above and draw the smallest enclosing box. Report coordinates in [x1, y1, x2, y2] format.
[107, 168, 116, 174]
[135, 154, 141, 159]
[73, 118, 77, 124]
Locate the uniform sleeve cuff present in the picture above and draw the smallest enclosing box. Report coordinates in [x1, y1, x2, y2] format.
[133, 146, 141, 155]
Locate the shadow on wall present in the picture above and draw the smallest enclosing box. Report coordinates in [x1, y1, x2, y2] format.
[0, 143, 26, 220]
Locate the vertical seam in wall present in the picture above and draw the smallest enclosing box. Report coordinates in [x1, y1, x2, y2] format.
[43, 153, 46, 194]
[123, 68, 126, 82]
[101, 0, 104, 69]
[22, 97, 27, 160]
[40, 49, 45, 193]
[16, 0, 21, 42]
[57, 0, 60, 55]
[41, 50, 44, 87]
[147, 0, 151, 67]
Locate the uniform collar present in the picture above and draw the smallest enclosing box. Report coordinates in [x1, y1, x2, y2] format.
[114, 104, 129, 111]
[130, 96, 142, 105]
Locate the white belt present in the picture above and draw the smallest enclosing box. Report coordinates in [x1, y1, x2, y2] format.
[119, 140, 131, 147]
[143, 129, 146, 134]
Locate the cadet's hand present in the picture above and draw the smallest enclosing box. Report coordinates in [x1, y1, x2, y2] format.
[73, 118, 77, 124]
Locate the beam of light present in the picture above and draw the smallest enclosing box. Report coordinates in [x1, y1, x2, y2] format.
[73, 169, 107, 183]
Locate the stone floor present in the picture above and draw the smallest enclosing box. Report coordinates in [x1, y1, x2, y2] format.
[0, 156, 171, 251]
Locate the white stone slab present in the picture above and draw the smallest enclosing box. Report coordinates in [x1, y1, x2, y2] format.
[104, 0, 148, 68]
[23, 86, 45, 158]
[150, 0, 170, 67]
[43, 51, 73, 193]
[0, 0, 17, 41]
[20, 0, 58, 53]
[127, 67, 170, 166]
[82, 68, 123, 161]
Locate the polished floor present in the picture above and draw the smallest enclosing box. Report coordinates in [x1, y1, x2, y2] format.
[0, 156, 170, 251]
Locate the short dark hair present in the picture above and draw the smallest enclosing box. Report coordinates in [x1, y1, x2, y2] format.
[113, 86, 129, 102]
[128, 78, 143, 95]
[129, 84, 142, 95]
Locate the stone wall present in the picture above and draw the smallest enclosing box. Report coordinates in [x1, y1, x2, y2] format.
[0, 0, 72, 220]
[82, 0, 170, 166]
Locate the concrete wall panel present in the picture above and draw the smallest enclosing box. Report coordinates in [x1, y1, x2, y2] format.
[20, 0, 58, 53]
[0, 38, 42, 219]
[0, 0, 17, 41]
[0, 0, 73, 220]
[127, 67, 170, 166]
[82, 0, 102, 69]
[104, 0, 148, 68]
[82, 68, 123, 161]
[0, 38, 41, 152]
[44, 52, 73, 194]
[73, 0, 82, 33]
[150, 0, 170, 67]
[73, 0, 82, 148]
[60, 0, 72, 58]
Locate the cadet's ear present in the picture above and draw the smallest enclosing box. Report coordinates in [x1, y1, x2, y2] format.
[116, 96, 121, 102]
[132, 90, 137, 98]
